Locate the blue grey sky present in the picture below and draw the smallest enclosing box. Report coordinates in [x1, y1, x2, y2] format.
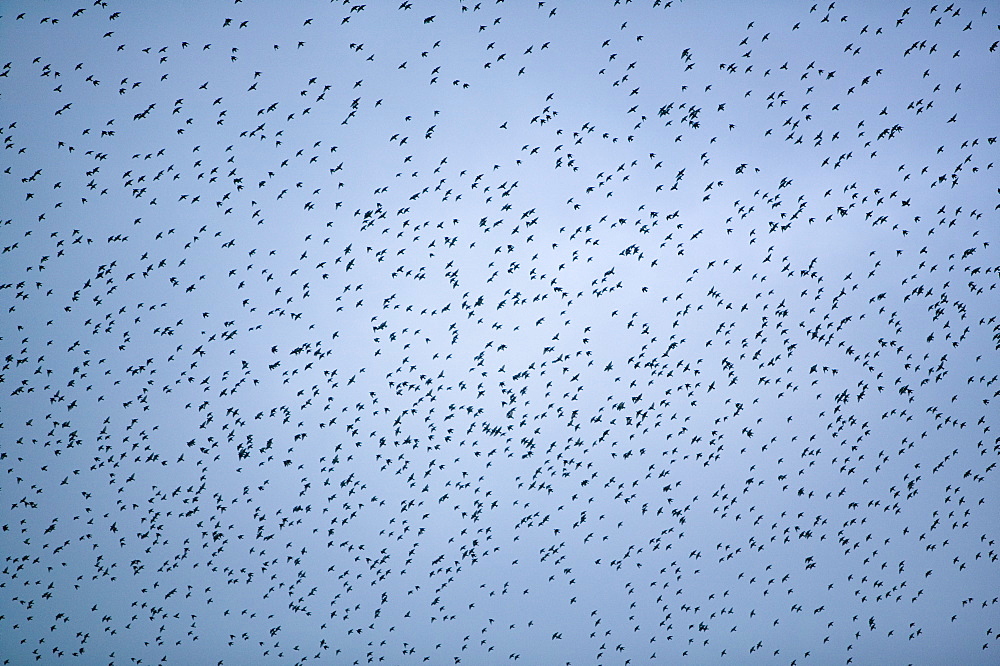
[1, 1, 998, 664]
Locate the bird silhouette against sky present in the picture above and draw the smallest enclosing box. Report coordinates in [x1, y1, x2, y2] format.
[1, 1, 998, 665]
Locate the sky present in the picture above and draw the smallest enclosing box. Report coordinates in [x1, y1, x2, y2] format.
[1, 1, 999, 664]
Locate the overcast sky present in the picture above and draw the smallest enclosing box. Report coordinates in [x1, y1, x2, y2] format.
[2, 1, 999, 665]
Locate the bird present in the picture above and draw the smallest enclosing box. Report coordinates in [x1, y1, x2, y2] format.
[0, 1, 996, 665]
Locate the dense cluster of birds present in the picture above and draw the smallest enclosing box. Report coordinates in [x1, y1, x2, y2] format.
[2, 1, 999, 664]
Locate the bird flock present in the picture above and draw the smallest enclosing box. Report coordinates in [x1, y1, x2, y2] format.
[2, 1, 999, 664]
